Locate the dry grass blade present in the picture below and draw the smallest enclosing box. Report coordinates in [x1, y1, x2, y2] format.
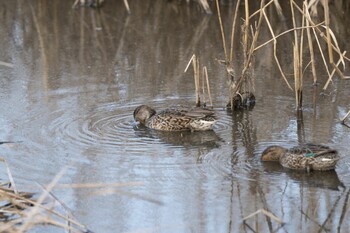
[184, 54, 195, 73]
[304, 1, 317, 84]
[201, 67, 206, 105]
[312, 27, 331, 77]
[341, 110, 350, 123]
[294, 43, 301, 109]
[323, 51, 347, 90]
[229, 0, 241, 64]
[15, 166, 68, 233]
[242, 209, 284, 225]
[203, 66, 213, 107]
[262, 9, 292, 90]
[0, 158, 18, 194]
[215, 0, 228, 62]
[236, 0, 265, 92]
[254, 22, 324, 52]
[249, 0, 274, 19]
[243, 0, 250, 56]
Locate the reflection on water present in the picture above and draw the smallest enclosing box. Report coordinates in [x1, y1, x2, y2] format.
[134, 125, 223, 149]
[1, 0, 350, 232]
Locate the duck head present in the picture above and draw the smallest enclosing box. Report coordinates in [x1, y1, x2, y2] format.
[261, 146, 287, 161]
[133, 105, 156, 125]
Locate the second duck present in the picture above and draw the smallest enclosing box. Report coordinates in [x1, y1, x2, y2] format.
[133, 105, 217, 131]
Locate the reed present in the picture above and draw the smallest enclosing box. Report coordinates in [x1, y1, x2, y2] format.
[215, 0, 228, 62]
[0, 159, 148, 232]
[185, 54, 213, 107]
[304, 2, 317, 84]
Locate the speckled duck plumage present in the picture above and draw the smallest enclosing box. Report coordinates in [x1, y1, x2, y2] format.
[261, 144, 340, 171]
[133, 105, 217, 131]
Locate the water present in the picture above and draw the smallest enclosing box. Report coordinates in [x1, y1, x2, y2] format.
[1, 0, 350, 232]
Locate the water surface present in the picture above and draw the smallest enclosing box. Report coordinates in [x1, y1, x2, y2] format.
[1, 1, 350, 232]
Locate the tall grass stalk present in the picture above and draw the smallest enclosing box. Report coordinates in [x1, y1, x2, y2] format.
[229, 0, 241, 64]
[215, 0, 228, 62]
[263, 9, 292, 90]
[304, 1, 317, 84]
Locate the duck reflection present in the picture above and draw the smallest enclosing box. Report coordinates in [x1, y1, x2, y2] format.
[133, 125, 223, 149]
[262, 162, 345, 191]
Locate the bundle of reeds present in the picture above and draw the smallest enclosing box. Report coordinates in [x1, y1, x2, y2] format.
[185, 54, 213, 108]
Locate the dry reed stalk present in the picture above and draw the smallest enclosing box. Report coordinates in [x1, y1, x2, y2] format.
[243, 0, 250, 57]
[341, 110, 350, 123]
[195, 58, 200, 106]
[242, 209, 284, 225]
[290, 0, 303, 110]
[15, 167, 68, 233]
[0, 158, 18, 194]
[304, 2, 317, 84]
[203, 66, 213, 107]
[248, 0, 274, 19]
[262, 9, 292, 90]
[234, 0, 265, 93]
[201, 67, 206, 105]
[123, 0, 130, 14]
[324, 51, 347, 90]
[294, 43, 302, 110]
[215, 0, 228, 62]
[312, 27, 331, 77]
[254, 22, 324, 52]
[184, 54, 200, 106]
[293, 1, 350, 72]
[229, 0, 241, 64]
[0, 188, 85, 230]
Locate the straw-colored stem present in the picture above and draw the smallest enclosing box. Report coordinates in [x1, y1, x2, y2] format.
[202, 67, 206, 105]
[323, 51, 347, 90]
[294, 43, 302, 110]
[312, 27, 331, 77]
[243, 0, 250, 56]
[304, 2, 317, 84]
[323, 0, 333, 64]
[235, 0, 265, 92]
[204, 66, 213, 107]
[229, 0, 241, 64]
[341, 110, 350, 123]
[0, 158, 18, 194]
[292, 1, 349, 72]
[263, 10, 293, 90]
[215, 0, 228, 62]
[254, 23, 324, 52]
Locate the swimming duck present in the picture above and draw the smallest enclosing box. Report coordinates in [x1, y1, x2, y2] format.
[261, 144, 340, 171]
[133, 105, 217, 131]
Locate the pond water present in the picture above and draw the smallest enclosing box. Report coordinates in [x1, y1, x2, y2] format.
[1, 0, 350, 232]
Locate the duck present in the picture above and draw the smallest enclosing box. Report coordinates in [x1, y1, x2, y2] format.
[133, 105, 217, 131]
[261, 144, 340, 171]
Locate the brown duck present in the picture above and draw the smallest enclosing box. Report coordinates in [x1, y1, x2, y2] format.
[133, 105, 217, 131]
[261, 144, 340, 171]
